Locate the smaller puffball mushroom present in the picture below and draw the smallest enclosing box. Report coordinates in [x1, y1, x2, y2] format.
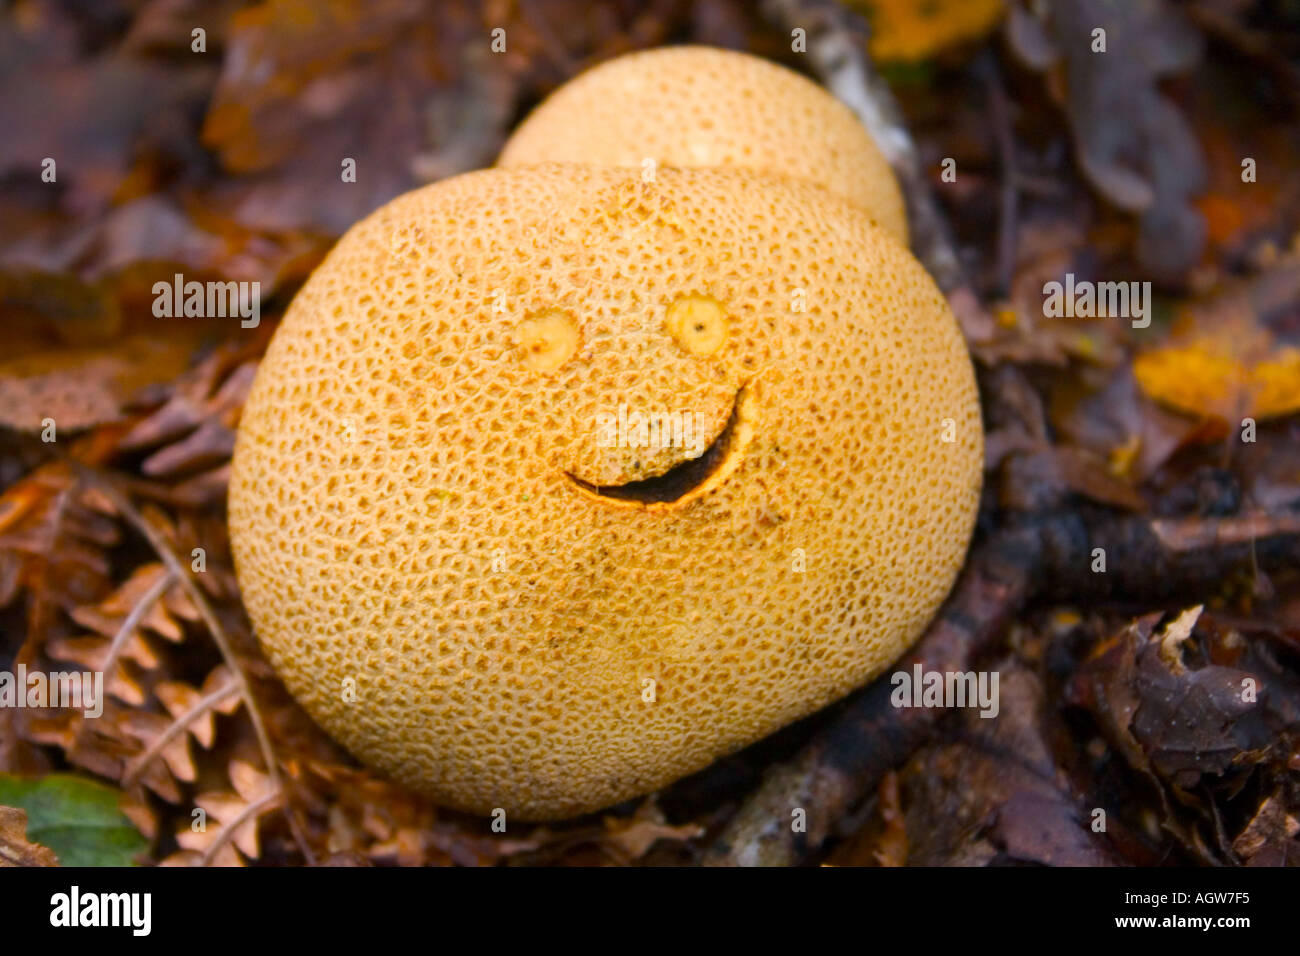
[499, 46, 909, 245]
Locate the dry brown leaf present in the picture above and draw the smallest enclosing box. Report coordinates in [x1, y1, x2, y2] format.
[43, 634, 150, 707]
[0, 806, 59, 867]
[1232, 792, 1299, 861]
[0, 463, 120, 640]
[69, 563, 186, 644]
[200, 0, 506, 235]
[1007, 0, 1206, 279]
[43, 562, 185, 708]
[22, 697, 185, 805]
[0, 337, 193, 435]
[118, 346, 259, 483]
[155, 667, 243, 750]
[600, 801, 704, 860]
[174, 760, 282, 866]
[120, 711, 198, 784]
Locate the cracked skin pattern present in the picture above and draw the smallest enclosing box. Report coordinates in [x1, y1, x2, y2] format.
[499, 46, 909, 246]
[228, 163, 983, 820]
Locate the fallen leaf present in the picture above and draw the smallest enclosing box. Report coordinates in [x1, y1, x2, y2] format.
[1231, 792, 1299, 861]
[0, 805, 59, 866]
[1135, 329, 1300, 422]
[0, 335, 193, 434]
[0, 774, 148, 866]
[1006, 0, 1207, 279]
[1134, 255, 1300, 422]
[850, 0, 1005, 63]
[601, 802, 704, 860]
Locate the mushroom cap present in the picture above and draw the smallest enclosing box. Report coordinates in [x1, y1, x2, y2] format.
[228, 164, 982, 820]
[498, 46, 909, 245]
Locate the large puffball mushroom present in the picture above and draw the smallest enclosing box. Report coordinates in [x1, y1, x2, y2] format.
[228, 163, 982, 820]
[498, 46, 909, 245]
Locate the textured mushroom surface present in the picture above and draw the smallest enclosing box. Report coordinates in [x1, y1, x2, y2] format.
[228, 164, 982, 820]
[499, 46, 909, 245]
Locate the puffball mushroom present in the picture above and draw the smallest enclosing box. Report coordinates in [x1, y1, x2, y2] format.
[499, 46, 909, 245]
[228, 163, 982, 820]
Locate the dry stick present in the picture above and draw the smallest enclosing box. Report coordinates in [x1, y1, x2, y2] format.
[705, 511, 1300, 865]
[1037, 510, 1300, 603]
[71, 464, 317, 866]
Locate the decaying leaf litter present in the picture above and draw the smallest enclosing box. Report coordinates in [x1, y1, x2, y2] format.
[0, 0, 1298, 866]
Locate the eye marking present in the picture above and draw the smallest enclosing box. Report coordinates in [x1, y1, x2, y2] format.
[515, 309, 580, 371]
[665, 294, 727, 357]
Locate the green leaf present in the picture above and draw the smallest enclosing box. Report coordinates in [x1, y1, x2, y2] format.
[0, 774, 148, 866]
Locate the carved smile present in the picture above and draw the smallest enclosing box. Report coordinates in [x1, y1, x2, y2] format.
[565, 386, 755, 508]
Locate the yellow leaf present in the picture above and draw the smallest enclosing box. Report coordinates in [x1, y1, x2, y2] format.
[1134, 331, 1300, 422]
[850, 0, 1005, 63]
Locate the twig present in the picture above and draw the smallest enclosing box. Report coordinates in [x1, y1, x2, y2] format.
[1149, 512, 1300, 552]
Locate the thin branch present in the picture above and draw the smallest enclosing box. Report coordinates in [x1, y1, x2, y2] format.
[1149, 512, 1300, 552]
